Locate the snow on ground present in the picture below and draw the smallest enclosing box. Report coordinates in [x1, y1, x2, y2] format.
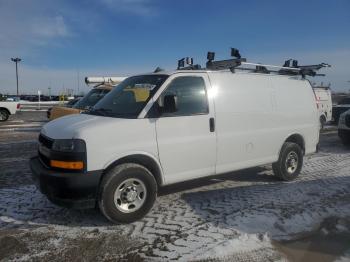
[0, 113, 350, 261]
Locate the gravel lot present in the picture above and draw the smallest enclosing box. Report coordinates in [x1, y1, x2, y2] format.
[0, 112, 350, 261]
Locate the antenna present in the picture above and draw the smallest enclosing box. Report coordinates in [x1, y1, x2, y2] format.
[154, 67, 164, 73]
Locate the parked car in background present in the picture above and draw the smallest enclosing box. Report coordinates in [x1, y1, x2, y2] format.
[47, 76, 126, 121]
[313, 85, 332, 128]
[6, 96, 20, 102]
[338, 109, 350, 146]
[46, 97, 81, 119]
[0, 101, 20, 121]
[332, 97, 350, 124]
[48, 85, 114, 120]
[66, 97, 81, 108]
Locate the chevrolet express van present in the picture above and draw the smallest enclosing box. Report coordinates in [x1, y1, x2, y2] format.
[30, 62, 320, 223]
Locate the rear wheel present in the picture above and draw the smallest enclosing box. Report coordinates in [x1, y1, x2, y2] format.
[0, 109, 9, 121]
[273, 142, 303, 181]
[98, 163, 157, 223]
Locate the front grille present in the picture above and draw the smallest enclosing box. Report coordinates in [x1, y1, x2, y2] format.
[346, 115, 350, 128]
[39, 134, 53, 149]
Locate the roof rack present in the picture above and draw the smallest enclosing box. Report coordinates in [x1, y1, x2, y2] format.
[205, 49, 330, 78]
[177, 48, 331, 78]
[175, 48, 330, 78]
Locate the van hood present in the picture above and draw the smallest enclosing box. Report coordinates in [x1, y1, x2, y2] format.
[41, 113, 127, 139]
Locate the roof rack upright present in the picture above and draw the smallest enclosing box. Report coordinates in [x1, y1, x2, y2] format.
[206, 48, 247, 72]
[177, 57, 201, 70]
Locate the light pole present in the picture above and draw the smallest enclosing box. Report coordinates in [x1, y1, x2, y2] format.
[48, 87, 51, 99]
[11, 58, 21, 97]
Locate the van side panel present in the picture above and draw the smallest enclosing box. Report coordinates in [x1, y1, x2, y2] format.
[210, 72, 319, 175]
[210, 72, 279, 174]
[271, 77, 319, 155]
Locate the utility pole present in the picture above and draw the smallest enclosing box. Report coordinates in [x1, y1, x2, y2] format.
[77, 69, 80, 96]
[11, 58, 21, 97]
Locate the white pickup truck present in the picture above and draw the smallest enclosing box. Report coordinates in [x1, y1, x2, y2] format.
[0, 101, 20, 121]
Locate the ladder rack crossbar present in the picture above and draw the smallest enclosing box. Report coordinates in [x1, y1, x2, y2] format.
[240, 62, 301, 71]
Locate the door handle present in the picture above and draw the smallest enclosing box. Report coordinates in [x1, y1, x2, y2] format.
[209, 117, 215, 132]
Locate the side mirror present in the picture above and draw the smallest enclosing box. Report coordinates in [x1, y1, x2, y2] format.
[162, 94, 178, 113]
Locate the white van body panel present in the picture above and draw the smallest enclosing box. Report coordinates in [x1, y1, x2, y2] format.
[208, 72, 318, 174]
[313, 87, 332, 122]
[41, 114, 160, 173]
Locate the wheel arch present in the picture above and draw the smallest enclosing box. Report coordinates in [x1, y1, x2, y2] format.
[283, 133, 305, 155]
[320, 114, 327, 121]
[101, 153, 164, 187]
[0, 107, 11, 115]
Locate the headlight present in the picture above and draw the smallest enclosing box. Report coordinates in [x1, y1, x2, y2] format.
[51, 139, 86, 152]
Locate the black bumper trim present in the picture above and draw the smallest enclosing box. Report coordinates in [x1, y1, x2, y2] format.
[30, 156, 103, 209]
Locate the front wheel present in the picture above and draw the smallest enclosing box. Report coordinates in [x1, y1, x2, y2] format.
[0, 109, 9, 121]
[98, 163, 157, 223]
[272, 142, 303, 181]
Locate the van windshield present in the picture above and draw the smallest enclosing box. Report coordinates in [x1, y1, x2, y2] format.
[86, 75, 168, 118]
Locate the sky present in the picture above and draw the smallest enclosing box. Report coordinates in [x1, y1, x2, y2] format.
[0, 0, 349, 95]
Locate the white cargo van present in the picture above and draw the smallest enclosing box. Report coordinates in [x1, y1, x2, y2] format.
[30, 51, 324, 223]
[312, 85, 332, 128]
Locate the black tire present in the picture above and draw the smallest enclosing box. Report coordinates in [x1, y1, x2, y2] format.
[338, 130, 350, 146]
[272, 142, 303, 181]
[0, 109, 9, 122]
[98, 163, 157, 223]
[340, 136, 350, 146]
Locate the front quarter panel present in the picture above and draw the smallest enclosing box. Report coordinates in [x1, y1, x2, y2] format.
[80, 117, 159, 173]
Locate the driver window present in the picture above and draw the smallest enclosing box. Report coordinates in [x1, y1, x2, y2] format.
[158, 76, 209, 117]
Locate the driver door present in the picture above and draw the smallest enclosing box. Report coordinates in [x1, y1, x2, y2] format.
[153, 73, 217, 184]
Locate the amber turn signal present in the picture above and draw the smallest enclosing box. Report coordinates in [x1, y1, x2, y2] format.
[50, 160, 84, 170]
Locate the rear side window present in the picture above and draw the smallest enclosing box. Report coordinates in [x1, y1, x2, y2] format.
[160, 76, 208, 117]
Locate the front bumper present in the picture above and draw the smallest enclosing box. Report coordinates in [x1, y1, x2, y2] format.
[30, 156, 103, 209]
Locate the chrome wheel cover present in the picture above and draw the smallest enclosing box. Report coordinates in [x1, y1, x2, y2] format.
[114, 178, 147, 213]
[285, 151, 299, 174]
